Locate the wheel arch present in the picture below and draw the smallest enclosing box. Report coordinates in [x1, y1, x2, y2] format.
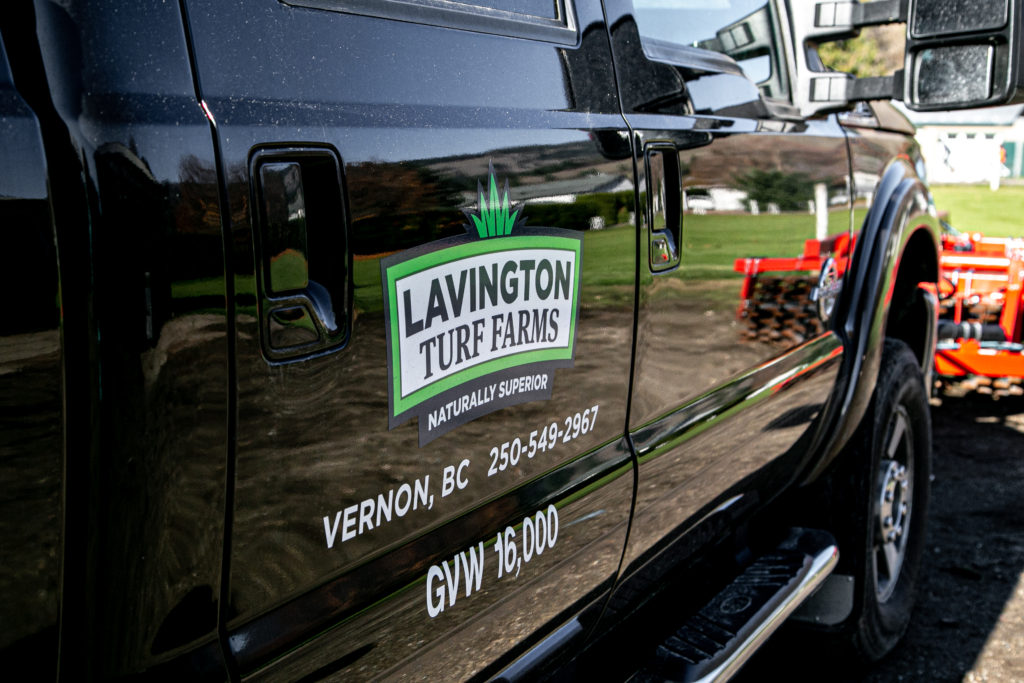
[803, 158, 940, 483]
[884, 225, 940, 373]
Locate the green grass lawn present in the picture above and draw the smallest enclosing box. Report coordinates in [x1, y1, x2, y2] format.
[182, 207, 857, 316]
[930, 184, 1024, 237]
[679, 210, 850, 279]
[580, 224, 635, 287]
[351, 225, 640, 313]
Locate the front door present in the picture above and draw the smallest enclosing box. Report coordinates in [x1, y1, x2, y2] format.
[182, 0, 637, 677]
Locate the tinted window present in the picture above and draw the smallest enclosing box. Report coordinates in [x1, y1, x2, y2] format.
[632, 0, 789, 100]
[460, 0, 560, 18]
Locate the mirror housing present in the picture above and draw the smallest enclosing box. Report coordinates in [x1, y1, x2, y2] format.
[904, 0, 1024, 109]
[788, 0, 908, 116]
[788, 0, 1023, 116]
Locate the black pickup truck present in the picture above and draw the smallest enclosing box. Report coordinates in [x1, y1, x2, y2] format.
[2, 0, 1021, 680]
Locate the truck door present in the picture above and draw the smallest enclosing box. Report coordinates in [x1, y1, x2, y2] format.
[602, 0, 850, 577]
[180, 0, 636, 677]
[0, 33, 61, 676]
[2, 4, 233, 678]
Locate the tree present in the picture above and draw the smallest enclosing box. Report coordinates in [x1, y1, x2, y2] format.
[734, 169, 813, 212]
[817, 25, 904, 79]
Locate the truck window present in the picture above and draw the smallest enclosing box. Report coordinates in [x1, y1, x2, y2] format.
[441, 0, 561, 19]
[285, 0, 576, 41]
[632, 0, 790, 101]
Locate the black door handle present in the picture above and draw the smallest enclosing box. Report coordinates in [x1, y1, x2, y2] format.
[252, 148, 349, 361]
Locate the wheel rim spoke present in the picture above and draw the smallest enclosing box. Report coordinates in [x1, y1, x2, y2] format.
[881, 537, 901, 582]
[886, 412, 907, 458]
[875, 405, 913, 602]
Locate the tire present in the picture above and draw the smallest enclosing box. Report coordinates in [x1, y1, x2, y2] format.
[839, 338, 932, 662]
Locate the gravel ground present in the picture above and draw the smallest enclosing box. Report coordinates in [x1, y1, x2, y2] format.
[741, 392, 1024, 682]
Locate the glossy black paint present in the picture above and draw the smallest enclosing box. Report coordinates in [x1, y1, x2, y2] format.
[1, 1, 231, 678]
[0, 31, 61, 677]
[600, 0, 850, 588]
[0, 0, 942, 679]
[181, 0, 636, 677]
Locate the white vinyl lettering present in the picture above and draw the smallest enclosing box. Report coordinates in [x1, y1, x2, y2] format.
[425, 507, 559, 617]
[396, 249, 575, 397]
[322, 474, 434, 548]
[323, 511, 342, 550]
[425, 543, 486, 618]
[441, 557, 460, 610]
[441, 459, 471, 498]
[461, 542, 485, 597]
[341, 504, 358, 543]
[426, 564, 445, 618]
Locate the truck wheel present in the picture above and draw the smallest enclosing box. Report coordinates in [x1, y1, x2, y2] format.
[844, 338, 932, 662]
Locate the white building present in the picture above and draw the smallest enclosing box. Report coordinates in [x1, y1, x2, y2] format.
[898, 104, 1024, 186]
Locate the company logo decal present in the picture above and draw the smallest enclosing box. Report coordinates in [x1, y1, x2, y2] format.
[382, 168, 582, 445]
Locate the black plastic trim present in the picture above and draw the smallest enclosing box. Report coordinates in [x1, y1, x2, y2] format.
[802, 157, 939, 482]
[282, 0, 579, 45]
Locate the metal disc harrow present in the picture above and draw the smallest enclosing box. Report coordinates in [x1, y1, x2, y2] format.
[739, 275, 824, 346]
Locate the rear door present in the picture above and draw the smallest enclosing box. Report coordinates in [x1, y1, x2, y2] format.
[181, 0, 636, 677]
[602, 0, 850, 577]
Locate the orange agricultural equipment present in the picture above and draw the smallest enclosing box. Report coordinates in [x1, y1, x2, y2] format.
[733, 232, 855, 345]
[734, 227, 1024, 396]
[933, 230, 1024, 395]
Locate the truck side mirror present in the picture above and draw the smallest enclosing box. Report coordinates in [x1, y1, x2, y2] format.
[698, 5, 790, 99]
[787, 0, 1023, 116]
[904, 0, 1024, 109]
[788, 0, 908, 117]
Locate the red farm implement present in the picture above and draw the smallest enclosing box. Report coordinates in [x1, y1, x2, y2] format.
[734, 232, 854, 346]
[933, 230, 1024, 395]
[734, 227, 1024, 397]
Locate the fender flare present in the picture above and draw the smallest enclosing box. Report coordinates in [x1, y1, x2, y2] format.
[803, 157, 940, 482]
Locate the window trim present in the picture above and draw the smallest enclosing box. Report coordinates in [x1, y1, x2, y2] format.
[632, 0, 795, 107]
[640, 37, 746, 77]
[283, 0, 578, 44]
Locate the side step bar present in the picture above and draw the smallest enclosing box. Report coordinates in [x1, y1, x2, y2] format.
[634, 528, 839, 683]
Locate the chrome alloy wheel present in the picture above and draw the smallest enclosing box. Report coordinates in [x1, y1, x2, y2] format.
[874, 405, 913, 603]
